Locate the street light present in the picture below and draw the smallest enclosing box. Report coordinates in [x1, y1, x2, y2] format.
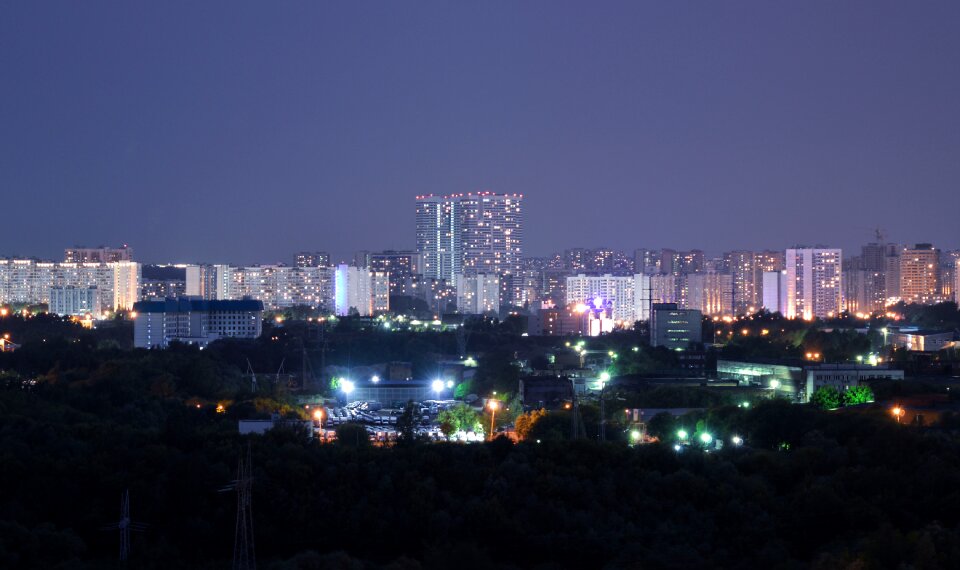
[340, 379, 355, 395]
[892, 405, 905, 423]
[371, 375, 380, 383]
[487, 400, 499, 441]
[731, 435, 743, 446]
[677, 429, 689, 441]
[431, 379, 444, 395]
[700, 432, 713, 445]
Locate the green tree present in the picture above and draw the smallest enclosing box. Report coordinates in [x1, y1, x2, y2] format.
[334, 423, 370, 447]
[843, 384, 874, 406]
[811, 386, 842, 410]
[395, 401, 421, 444]
[514, 408, 547, 441]
[437, 403, 482, 438]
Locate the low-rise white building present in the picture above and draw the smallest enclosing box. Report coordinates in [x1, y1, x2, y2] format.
[133, 298, 263, 348]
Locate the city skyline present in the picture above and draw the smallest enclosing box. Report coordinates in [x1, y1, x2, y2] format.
[3, 3, 959, 264]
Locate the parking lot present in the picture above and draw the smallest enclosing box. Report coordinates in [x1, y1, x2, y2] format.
[315, 399, 465, 443]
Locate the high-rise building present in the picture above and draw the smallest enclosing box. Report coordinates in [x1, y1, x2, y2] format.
[49, 286, 101, 317]
[415, 192, 523, 303]
[334, 264, 382, 316]
[843, 269, 886, 315]
[368, 250, 422, 296]
[685, 272, 733, 316]
[785, 248, 843, 320]
[762, 271, 788, 314]
[900, 244, 941, 304]
[565, 274, 637, 324]
[455, 274, 500, 315]
[724, 251, 759, 314]
[64, 245, 133, 263]
[955, 257, 960, 303]
[0, 259, 140, 313]
[295, 252, 330, 268]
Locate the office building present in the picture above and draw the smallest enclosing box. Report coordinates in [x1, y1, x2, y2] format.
[900, 244, 941, 304]
[785, 248, 843, 320]
[64, 245, 133, 263]
[133, 298, 263, 349]
[650, 303, 703, 350]
[49, 286, 101, 317]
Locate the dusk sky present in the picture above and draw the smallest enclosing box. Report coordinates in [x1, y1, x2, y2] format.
[2, 2, 958, 264]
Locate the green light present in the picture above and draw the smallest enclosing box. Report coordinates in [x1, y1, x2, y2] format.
[677, 429, 688, 440]
[700, 432, 713, 444]
[630, 430, 641, 441]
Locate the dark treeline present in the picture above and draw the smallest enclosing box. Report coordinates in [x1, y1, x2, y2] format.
[3, 343, 960, 568]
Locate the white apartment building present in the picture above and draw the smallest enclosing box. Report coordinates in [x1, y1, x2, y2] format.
[455, 273, 500, 315]
[0, 259, 140, 312]
[785, 248, 843, 320]
[565, 274, 637, 324]
[416, 192, 523, 303]
[49, 286, 101, 317]
[762, 270, 788, 314]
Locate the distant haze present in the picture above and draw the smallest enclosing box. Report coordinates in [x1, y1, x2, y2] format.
[2, 2, 958, 264]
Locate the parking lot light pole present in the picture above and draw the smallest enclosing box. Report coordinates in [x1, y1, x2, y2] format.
[488, 400, 499, 441]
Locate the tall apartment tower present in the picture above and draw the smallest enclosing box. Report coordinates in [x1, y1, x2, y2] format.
[724, 250, 758, 315]
[416, 192, 523, 303]
[785, 248, 843, 320]
[899, 244, 941, 304]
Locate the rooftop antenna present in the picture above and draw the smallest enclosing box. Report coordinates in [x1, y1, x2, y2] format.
[100, 489, 147, 565]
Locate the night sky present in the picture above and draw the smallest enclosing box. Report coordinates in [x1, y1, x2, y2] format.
[2, 2, 958, 264]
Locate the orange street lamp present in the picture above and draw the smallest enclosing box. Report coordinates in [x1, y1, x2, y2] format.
[488, 400, 499, 441]
[892, 405, 905, 424]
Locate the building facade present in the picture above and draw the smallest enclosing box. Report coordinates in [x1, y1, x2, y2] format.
[785, 248, 843, 320]
[133, 298, 263, 349]
[0, 259, 140, 312]
[416, 192, 523, 303]
[49, 286, 101, 316]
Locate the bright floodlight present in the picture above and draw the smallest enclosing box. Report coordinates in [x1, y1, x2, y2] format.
[630, 430, 641, 441]
[313, 409, 324, 421]
[599, 371, 611, 383]
[732, 435, 743, 446]
[446, 380, 454, 389]
[700, 432, 713, 444]
[340, 379, 355, 394]
[769, 379, 781, 390]
[371, 375, 380, 383]
[432, 379, 444, 393]
[677, 429, 688, 440]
